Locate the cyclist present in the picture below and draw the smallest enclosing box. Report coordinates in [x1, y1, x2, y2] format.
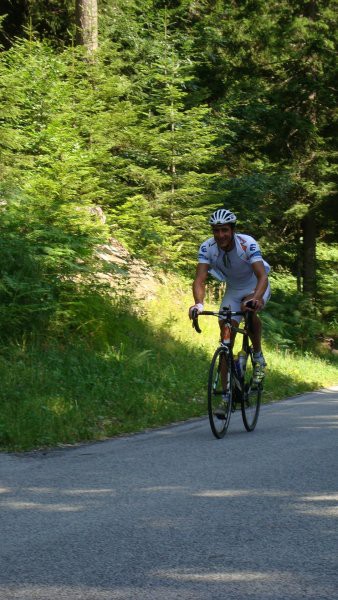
[189, 208, 271, 381]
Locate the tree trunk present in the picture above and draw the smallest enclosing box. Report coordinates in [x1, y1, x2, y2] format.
[296, 230, 302, 293]
[301, 0, 318, 300]
[302, 213, 316, 297]
[75, 0, 98, 53]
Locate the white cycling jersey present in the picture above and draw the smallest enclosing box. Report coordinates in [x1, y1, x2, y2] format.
[198, 233, 270, 290]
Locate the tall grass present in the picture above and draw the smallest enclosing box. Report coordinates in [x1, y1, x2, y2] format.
[0, 274, 337, 451]
[147, 275, 338, 403]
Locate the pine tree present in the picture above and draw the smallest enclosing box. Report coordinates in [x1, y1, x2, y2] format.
[105, 5, 220, 269]
[269, 0, 337, 298]
[182, 0, 337, 296]
[0, 40, 116, 334]
[0, 0, 75, 49]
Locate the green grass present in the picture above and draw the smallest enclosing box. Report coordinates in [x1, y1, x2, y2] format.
[148, 276, 338, 400]
[0, 274, 337, 451]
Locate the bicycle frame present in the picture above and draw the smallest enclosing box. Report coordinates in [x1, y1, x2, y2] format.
[191, 305, 261, 437]
[192, 306, 253, 396]
[192, 306, 253, 354]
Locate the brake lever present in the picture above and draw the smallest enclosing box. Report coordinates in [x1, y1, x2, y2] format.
[191, 309, 202, 334]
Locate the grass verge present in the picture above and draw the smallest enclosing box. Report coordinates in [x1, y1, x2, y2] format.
[0, 275, 337, 451]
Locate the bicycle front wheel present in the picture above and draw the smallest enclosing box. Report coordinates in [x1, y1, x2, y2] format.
[208, 346, 233, 439]
[241, 352, 262, 432]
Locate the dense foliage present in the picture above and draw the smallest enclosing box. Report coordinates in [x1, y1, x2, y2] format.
[0, 0, 337, 348]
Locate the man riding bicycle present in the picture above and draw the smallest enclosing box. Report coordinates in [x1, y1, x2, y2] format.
[189, 208, 271, 381]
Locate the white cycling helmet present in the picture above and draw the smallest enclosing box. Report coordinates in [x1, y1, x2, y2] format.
[209, 208, 237, 225]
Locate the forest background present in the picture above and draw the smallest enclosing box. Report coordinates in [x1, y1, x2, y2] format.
[0, 0, 337, 450]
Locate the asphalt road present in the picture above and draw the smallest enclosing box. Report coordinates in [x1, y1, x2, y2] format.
[1, 388, 338, 600]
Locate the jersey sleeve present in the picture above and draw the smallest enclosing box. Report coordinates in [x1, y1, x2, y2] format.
[198, 241, 210, 264]
[246, 238, 263, 264]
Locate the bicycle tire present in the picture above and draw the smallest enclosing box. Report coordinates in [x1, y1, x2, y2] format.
[241, 350, 262, 432]
[208, 346, 233, 439]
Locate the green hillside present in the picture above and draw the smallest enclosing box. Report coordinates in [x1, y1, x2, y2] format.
[0, 1, 337, 449]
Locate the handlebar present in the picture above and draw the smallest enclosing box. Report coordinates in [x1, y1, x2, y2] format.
[192, 301, 256, 334]
[192, 309, 202, 333]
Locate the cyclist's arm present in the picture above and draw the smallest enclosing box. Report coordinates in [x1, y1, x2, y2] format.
[192, 263, 209, 304]
[251, 261, 268, 307]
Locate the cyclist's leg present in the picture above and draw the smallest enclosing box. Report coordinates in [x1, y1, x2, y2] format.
[244, 309, 262, 353]
[241, 283, 271, 353]
[218, 290, 242, 393]
[219, 289, 243, 346]
[241, 283, 271, 381]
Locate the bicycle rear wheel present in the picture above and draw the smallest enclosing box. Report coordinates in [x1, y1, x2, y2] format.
[241, 351, 261, 432]
[208, 346, 233, 439]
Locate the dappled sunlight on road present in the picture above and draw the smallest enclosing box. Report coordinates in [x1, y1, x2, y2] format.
[193, 489, 291, 498]
[0, 485, 116, 513]
[152, 568, 275, 582]
[1, 481, 337, 518]
[296, 417, 338, 428]
[0, 389, 337, 599]
[301, 493, 338, 501]
[290, 492, 338, 518]
[299, 415, 338, 420]
[26, 487, 116, 496]
[0, 585, 117, 600]
[139, 485, 189, 493]
[193, 489, 250, 498]
[295, 425, 338, 429]
[1, 500, 83, 512]
[290, 411, 338, 430]
[292, 504, 338, 517]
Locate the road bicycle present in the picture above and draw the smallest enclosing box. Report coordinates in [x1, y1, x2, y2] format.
[192, 303, 263, 439]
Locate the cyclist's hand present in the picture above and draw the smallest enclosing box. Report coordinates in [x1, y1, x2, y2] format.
[244, 298, 263, 312]
[189, 303, 204, 319]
